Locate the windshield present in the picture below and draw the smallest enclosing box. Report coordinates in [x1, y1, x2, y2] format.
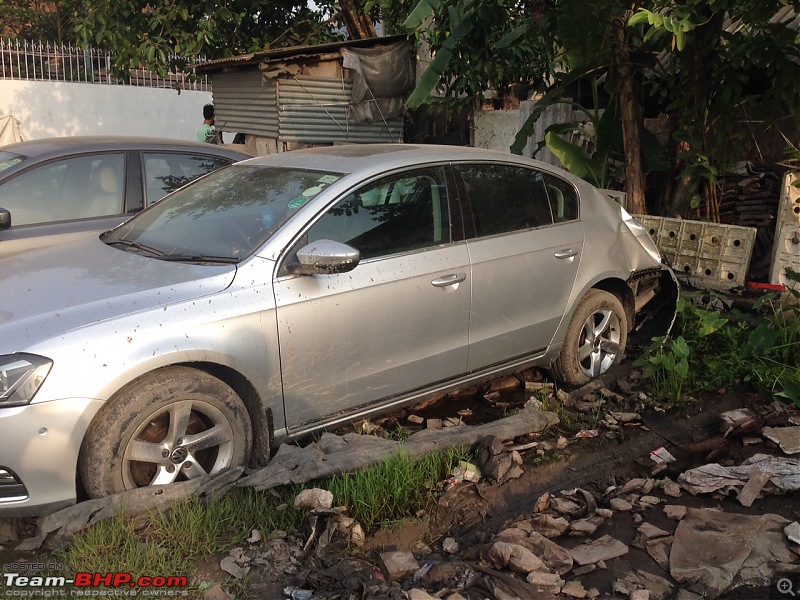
[103, 165, 344, 261]
[0, 151, 25, 173]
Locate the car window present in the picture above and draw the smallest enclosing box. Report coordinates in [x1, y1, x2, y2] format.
[143, 152, 233, 205]
[0, 151, 24, 173]
[107, 165, 343, 260]
[457, 164, 553, 237]
[0, 154, 125, 226]
[307, 167, 450, 260]
[543, 173, 579, 222]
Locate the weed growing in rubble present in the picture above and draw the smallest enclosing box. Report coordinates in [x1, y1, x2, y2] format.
[637, 290, 800, 405]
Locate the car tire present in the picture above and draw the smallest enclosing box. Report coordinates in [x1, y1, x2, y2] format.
[79, 367, 252, 498]
[552, 289, 628, 387]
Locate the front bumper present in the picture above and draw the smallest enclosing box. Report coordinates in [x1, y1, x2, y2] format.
[0, 397, 104, 516]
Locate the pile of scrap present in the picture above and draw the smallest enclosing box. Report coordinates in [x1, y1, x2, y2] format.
[718, 165, 783, 280]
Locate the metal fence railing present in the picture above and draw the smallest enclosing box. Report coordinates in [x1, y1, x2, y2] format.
[0, 38, 210, 91]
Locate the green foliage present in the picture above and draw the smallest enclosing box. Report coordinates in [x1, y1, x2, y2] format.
[637, 293, 800, 406]
[630, 0, 800, 209]
[402, 0, 558, 105]
[0, 0, 82, 44]
[405, 0, 800, 215]
[629, 8, 694, 51]
[5, 0, 341, 80]
[637, 334, 691, 402]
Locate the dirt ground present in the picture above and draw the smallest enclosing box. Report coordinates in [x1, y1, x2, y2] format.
[199, 360, 800, 600]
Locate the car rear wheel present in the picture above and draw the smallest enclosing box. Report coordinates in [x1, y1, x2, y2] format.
[552, 289, 628, 387]
[79, 367, 252, 498]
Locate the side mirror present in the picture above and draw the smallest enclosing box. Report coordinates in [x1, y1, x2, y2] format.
[0, 208, 10, 231]
[288, 239, 360, 275]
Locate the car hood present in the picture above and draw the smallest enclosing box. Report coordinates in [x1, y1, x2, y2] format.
[0, 236, 237, 350]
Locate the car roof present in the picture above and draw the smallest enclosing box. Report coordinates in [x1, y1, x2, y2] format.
[243, 143, 578, 180]
[0, 136, 250, 161]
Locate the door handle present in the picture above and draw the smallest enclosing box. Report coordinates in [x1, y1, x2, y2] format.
[431, 272, 467, 287]
[554, 248, 579, 259]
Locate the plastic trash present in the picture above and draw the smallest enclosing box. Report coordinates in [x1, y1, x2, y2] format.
[412, 560, 434, 584]
[283, 587, 313, 600]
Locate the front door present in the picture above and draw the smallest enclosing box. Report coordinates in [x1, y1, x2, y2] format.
[273, 167, 471, 430]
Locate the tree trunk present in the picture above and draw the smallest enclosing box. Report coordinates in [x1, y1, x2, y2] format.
[611, 12, 646, 215]
[666, 10, 725, 216]
[339, 0, 376, 40]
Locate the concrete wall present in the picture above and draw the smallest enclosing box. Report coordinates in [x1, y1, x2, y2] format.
[0, 80, 213, 141]
[473, 108, 519, 153]
[472, 103, 580, 168]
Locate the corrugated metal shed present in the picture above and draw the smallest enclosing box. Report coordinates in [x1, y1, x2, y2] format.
[202, 37, 408, 149]
[212, 70, 278, 138]
[278, 76, 401, 143]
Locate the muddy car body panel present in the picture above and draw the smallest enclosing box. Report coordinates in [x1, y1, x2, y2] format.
[0, 144, 677, 515]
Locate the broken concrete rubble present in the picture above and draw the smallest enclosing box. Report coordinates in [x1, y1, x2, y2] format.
[787, 521, 800, 545]
[569, 534, 630, 566]
[643, 535, 673, 570]
[613, 562, 674, 600]
[670, 507, 800, 598]
[609, 498, 633, 511]
[487, 541, 549, 573]
[293, 487, 333, 510]
[527, 514, 570, 538]
[9, 364, 799, 600]
[678, 453, 800, 499]
[494, 528, 573, 575]
[719, 408, 760, 437]
[379, 550, 420, 581]
[762, 425, 800, 454]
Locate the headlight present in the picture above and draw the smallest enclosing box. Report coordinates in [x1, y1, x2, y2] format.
[0, 354, 52, 407]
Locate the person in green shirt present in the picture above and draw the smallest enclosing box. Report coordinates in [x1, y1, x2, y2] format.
[197, 104, 220, 144]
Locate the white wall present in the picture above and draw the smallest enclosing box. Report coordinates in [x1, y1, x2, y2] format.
[0, 80, 213, 141]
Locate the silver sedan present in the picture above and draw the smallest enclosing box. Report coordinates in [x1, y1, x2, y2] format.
[0, 144, 677, 516]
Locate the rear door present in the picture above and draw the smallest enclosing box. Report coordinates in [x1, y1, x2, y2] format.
[454, 163, 584, 371]
[273, 166, 471, 430]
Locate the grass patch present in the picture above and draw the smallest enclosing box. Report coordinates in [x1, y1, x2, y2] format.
[324, 446, 468, 531]
[58, 447, 467, 587]
[60, 487, 306, 583]
[61, 511, 192, 581]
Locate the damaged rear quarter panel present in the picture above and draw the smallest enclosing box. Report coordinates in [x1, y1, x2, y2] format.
[547, 183, 677, 352]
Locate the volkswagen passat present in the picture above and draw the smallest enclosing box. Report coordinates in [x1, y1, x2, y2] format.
[0, 144, 677, 515]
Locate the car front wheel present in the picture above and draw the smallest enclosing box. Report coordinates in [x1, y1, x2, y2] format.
[553, 289, 628, 387]
[79, 367, 252, 498]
